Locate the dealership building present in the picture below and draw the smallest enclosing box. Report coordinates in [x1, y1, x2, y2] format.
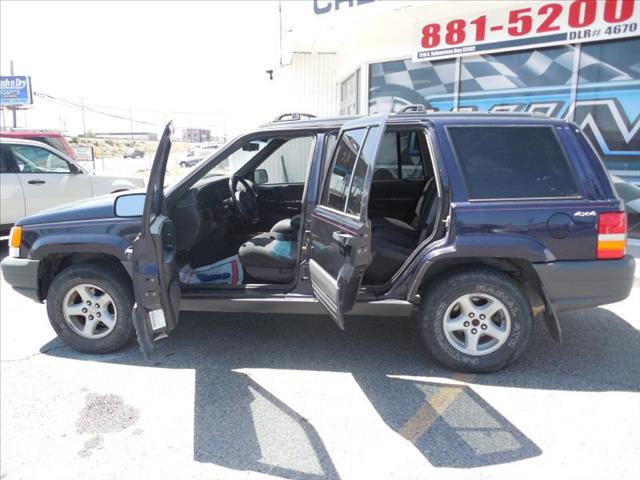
[272, 0, 640, 184]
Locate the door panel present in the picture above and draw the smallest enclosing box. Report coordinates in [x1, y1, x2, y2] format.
[309, 115, 388, 328]
[131, 123, 180, 357]
[0, 173, 25, 225]
[254, 183, 304, 231]
[19, 173, 93, 216]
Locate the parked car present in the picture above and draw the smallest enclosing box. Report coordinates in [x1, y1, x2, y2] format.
[0, 138, 145, 235]
[0, 129, 76, 159]
[179, 150, 202, 168]
[179, 143, 220, 168]
[124, 148, 145, 159]
[1, 111, 635, 373]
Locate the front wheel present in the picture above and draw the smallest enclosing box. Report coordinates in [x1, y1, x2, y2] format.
[46, 262, 136, 354]
[419, 268, 533, 373]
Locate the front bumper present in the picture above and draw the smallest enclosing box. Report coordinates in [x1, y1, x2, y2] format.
[534, 255, 636, 311]
[1, 256, 41, 302]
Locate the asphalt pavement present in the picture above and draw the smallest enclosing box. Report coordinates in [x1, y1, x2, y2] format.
[1, 243, 639, 480]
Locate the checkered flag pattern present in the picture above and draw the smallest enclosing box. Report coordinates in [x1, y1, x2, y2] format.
[370, 45, 635, 98]
[370, 59, 456, 98]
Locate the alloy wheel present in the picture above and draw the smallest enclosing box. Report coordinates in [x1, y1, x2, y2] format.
[442, 293, 512, 356]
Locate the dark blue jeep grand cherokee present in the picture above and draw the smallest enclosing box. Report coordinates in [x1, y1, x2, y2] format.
[1, 110, 635, 372]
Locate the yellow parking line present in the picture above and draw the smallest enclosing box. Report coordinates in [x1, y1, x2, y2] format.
[399, 373, 475, 443]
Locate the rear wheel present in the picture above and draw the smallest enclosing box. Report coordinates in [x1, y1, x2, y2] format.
[46, 262, 135, 354]
[419, 268, 532, 373]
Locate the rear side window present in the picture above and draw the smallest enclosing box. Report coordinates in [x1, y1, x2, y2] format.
[448, 126, 579, 200]
[323, 128, 366, 211]
[33, 136, 69, 156]
[346, 126, 379, 215]
[373, 131, 425, 180]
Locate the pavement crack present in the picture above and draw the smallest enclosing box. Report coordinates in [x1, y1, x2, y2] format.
[1, 344, 69, 363]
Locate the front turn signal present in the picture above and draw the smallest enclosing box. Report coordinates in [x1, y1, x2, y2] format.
[9, 226, 22, 257]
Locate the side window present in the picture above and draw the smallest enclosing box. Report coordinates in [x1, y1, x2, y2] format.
[0, 145, 18, 173]
[372, 131, 425, 180]
[11, 145, 72, 174]
[346, 126, 379, 216]
[399, 132, 425, 179]
[322, 128, 366, 211]
[256, 136, 314, 184]
[448, 126, 580, 199]
[373, 133, 399, 179]
[323, 132, 338, 170]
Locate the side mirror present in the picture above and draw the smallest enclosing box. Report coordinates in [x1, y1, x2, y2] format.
[115, 193, 145, 217]
[69, 163, 83, 174]
[254, 169, 269, 185]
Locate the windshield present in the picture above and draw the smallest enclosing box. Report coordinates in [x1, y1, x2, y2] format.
[203, 139, 269, 178]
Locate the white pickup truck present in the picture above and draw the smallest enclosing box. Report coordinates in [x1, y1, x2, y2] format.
[0, 138, 145, 235]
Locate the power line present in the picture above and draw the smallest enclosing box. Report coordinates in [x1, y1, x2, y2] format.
[35, 92, 159, 126]
[33, 92, 225, 130]
[80, 100, 226, 116]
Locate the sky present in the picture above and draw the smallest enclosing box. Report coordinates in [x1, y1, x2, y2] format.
[0, 1, 290, 137]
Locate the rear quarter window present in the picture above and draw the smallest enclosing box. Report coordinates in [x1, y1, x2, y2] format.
[448, 126, 580, 200]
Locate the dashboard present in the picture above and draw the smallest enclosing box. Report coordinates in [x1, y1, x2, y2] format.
[172, 176, 234, 251]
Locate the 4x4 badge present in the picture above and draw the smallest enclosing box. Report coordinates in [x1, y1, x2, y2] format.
[574, 211, 596, 217]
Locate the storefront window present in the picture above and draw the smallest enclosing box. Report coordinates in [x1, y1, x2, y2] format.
[339, 70, 360, 116]
[369, 58, 455, 113]
[458, 45, 576, 118]
[575, 37, 640, 179]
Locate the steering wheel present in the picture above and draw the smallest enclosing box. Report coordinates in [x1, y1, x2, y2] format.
[229, 175, 260, 224]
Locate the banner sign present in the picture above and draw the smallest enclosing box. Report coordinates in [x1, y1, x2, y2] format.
[414, 0, 640, 61]
[0, 76, 33, 107]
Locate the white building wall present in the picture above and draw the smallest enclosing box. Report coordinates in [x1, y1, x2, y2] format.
[272, 52, 338, 118]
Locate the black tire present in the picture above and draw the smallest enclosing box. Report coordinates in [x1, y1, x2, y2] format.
[419, 268, 533, 373]
[46, 261, 136, 354]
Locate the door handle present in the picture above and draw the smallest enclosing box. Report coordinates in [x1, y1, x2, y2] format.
[332, 231, 355, 247]
[28, 179, 46, 185]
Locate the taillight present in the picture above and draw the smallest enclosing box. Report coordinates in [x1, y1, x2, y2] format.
[8, 226, 22, 258]
[597, 212, 627, 259]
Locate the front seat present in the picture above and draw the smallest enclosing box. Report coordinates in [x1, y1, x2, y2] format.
[239, 232, 297, 284]
[270, 213, 302, 236]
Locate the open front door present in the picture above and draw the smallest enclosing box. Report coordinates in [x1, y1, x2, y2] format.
[309, 115, 387, 329]
[131, 123, 181, 357]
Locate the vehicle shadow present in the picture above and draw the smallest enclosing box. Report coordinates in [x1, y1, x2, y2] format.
[41, 304, 640, 476]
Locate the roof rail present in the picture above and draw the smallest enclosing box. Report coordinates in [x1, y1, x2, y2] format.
[396, 104, 428, 114]
[272, 112, 317, 123]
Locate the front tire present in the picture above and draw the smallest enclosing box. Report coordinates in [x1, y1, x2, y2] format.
[46, 262, 136, 354]
[419, 268, 533, 373]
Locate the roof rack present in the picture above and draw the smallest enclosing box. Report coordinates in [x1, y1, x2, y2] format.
[396, 104, 427, 114]
[272, 112, 317, 123]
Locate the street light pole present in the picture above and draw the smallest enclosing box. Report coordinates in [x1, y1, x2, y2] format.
[10, 60, 17, 128]
[81, 97, 86, 136]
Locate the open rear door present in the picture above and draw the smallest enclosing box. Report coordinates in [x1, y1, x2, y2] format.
[309, 115, 387, 329]
[131, 123, 181, 357]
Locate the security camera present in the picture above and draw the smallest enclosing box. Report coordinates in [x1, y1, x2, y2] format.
[266, 69, 274, 80]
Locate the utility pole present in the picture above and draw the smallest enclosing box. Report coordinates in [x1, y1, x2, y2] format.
[81, 97, 86, 136]
[129, 106, 133, 141]
[10, 60, 17, 128]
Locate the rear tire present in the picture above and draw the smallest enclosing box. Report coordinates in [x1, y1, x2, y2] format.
[419, 268, 532, 373]
[46, 261, 135, 354]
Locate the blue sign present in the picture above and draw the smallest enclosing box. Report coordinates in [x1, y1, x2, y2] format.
[0, 76, 33, 107]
